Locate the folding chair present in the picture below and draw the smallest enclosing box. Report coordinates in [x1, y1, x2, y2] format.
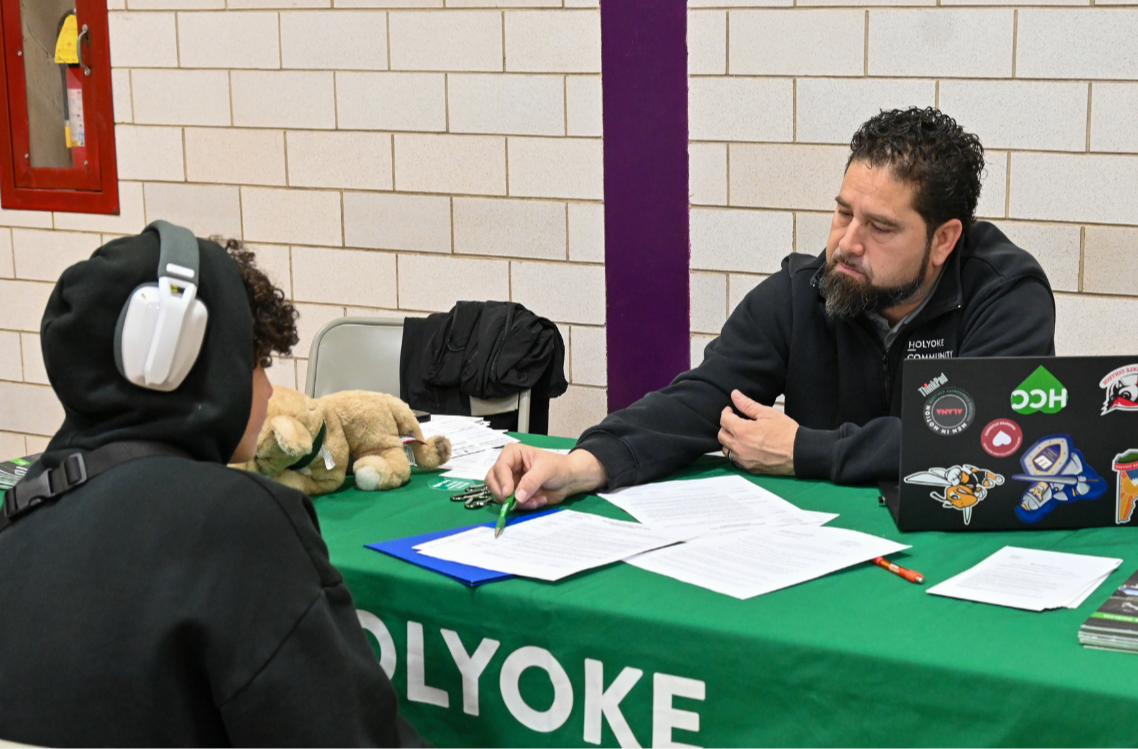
[304, 316, 532, 432]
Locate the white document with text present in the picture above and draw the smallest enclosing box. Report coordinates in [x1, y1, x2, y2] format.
[927, 546, 1122, 611]
[626, 524, 910, 600]
[441, 448, 570, 481]
[422, 415, 519, 460]
[414, 510, 687, 582]
[599, 475, 836, 535]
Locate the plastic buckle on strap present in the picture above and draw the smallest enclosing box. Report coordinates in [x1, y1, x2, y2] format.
[1, 485, 22, 521]
[57, 453, 88, 493]
[3, 453, 88, 521]
[4, 473, 48, 518]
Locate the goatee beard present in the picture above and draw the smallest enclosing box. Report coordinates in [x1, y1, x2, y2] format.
[817, 241, 931, 320]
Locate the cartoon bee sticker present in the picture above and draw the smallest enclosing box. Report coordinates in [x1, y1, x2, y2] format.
[904, 464, 1005, 525]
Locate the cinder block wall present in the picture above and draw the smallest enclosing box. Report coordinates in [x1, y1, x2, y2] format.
[0, 0, 606, 456]
[1, 0, 1135, 457]
[686, 1, 1138, 368]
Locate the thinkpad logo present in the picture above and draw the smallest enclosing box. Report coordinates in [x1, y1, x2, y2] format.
[918, 373, 948, 397]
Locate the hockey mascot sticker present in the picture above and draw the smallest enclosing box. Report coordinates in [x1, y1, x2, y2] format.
[1012, 435, 1107, 523]
[904, 464, 1004, 525]
[1100, 364, 1138, 415]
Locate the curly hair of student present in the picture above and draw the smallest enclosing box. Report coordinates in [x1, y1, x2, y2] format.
[214, 237, 300, 368]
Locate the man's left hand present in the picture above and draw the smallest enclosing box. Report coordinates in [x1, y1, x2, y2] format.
[719, 390, 798, 476]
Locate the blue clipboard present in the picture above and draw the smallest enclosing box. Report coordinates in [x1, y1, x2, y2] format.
[365, 508, 561, 586]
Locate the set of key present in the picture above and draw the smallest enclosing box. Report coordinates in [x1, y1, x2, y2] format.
[450, 484, 494, 509]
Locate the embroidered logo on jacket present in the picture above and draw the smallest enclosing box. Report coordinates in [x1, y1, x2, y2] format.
[906, 338, 953, 360]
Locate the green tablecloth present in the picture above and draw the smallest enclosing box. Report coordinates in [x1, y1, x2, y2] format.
[315, 435, 1138, 748]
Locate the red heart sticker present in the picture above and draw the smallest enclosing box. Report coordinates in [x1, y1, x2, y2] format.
[981, 418, 1023, 458]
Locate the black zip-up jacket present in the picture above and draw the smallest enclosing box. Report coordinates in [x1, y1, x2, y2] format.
[577, 221, 1056, 488]
[0, 231, 421, 747]
[400, 300, 568, 434]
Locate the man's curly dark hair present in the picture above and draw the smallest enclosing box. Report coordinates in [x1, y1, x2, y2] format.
[848, 107, 985, 240]
[215, 238, 299, 369]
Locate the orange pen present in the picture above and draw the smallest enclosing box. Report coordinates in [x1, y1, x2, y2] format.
[872, 556, 924, 584]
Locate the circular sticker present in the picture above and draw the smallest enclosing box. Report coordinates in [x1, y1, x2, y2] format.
[923, 388, 976, 436]
[427, 477, 481, 492]
[980, 418, 1023, 458]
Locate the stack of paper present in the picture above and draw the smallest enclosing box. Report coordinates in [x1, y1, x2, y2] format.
[421, 415, 519, 460]
[415, 510, 687, 581]
[391, 467, 908, 598]
[597, 476, 922, 598]
[410, 474, 882, 595]
[1079, 568, 1138, 652]
[927, 546, 1122, 611]
[368, 509, 562, 586]
[626, 524, 909, 599]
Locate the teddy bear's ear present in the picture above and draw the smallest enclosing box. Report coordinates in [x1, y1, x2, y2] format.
[269, 415, 314, 458]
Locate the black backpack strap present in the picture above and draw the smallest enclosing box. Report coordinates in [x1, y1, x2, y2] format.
[0, 441, 189, 532]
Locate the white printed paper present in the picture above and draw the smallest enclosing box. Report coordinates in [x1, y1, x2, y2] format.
[927, 546, 1122, 612]
[441, 447, 571, 481]
[439, 448, 505, 480]
[599, 475, 836, 535]
[414, 510, 686, 582]
[422, 415, 519, 460]
[626, 524, 910, 600]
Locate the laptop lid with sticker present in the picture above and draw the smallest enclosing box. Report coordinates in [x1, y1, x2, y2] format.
[894, 356, 1138, 532]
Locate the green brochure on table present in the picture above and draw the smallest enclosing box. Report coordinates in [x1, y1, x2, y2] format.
[0, 454, 39, 491]
[1080, 568, 1138, 653]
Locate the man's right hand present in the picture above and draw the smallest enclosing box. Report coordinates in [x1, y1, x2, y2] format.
[485, 444, 608, 511]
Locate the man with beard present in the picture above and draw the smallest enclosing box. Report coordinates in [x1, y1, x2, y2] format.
[486, 107, 1055, 506]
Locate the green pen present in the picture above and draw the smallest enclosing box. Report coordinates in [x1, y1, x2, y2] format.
[494, 494, 517, 539]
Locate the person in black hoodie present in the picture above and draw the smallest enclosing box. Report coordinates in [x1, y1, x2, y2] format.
[0, 225, 422, 747]
[486, 107, 1056, 507]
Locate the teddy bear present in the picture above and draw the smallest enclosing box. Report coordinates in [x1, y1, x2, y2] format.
[232, 386, 452, 496]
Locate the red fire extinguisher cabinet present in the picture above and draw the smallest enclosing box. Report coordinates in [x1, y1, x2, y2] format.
[0, 0, 117, 215]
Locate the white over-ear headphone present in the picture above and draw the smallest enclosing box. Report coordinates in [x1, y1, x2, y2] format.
[114, 220, 209, 392]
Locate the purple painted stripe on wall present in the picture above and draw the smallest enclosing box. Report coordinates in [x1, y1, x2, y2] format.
[601, 0, 691, 413]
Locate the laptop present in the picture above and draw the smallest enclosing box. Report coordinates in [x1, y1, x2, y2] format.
[881, 356, 1138, 532]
